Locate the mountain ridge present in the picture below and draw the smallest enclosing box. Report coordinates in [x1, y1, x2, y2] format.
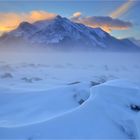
[0, 15, 139, 51]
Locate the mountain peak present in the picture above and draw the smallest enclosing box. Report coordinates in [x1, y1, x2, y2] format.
[0, 15, 139, 51]
[18, 21, 33, 29]
[55, 15, 62, 19]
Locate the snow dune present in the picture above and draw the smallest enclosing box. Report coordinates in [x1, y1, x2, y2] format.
[0, 83, 90, 127]
[0, 80, 140, 139]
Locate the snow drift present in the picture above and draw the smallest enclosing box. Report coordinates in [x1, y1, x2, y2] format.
[0, 80, 140, 139]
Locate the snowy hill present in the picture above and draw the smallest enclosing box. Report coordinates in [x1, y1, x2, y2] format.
[0, 15, 139, 51]
[0, 80, 140, 139]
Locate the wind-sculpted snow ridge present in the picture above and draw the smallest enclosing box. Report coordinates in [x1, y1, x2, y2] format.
[0, 80, 140, 139]
[0, 82, 90, 127]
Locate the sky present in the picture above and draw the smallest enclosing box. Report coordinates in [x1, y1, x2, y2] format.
[0, 0, 140, 39]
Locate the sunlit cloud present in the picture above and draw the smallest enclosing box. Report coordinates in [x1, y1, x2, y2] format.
[71, 12, 132, 32]
[72, 12, 82, 18]
[0, 13, 21, 31]
[23, 11, 57, 22]
[0, 11, 57, 34]
[110, 0, 136, 18]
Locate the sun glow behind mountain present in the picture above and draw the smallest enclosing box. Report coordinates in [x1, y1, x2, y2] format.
[0, 0, 139, 39]
[0, 11, 57, 36]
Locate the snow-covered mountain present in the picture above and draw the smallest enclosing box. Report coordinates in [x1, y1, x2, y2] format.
[0, 15, 139, 51]
[127, 38, 140, 47]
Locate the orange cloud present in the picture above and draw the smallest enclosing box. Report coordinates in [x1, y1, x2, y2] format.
[71, 13, 132, 33]
[0, 11, 57, 34]
[0, 13, 21, 31]
[110, 0, 136, 18]
[72, 12, 82, 18]
[23, 11, 57, 22]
